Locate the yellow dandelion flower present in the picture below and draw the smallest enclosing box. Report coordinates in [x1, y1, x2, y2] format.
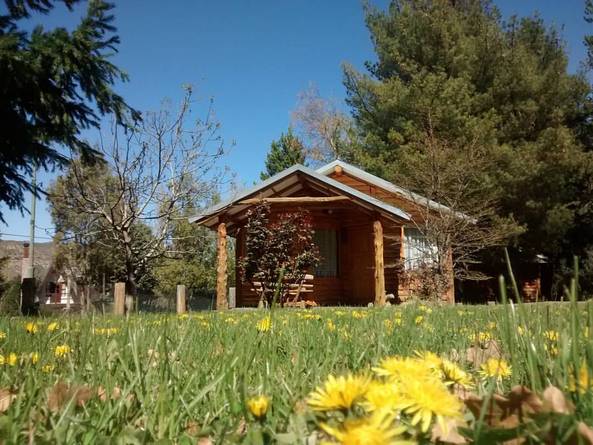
[543, 330, 559, 342]
[54, 344, 71, 358]
[327, 320, 336, 332]
[29, 352, 40, 364]
[469, 331, 492, 344]
[25, 322, 38, 334]
[246, 395, 270, 419]
[479, 358, 512, 380]
[7, 353, 17, 366]
[42, 364, 54, 373]
[398, 377, 463, 433]
[568, 362, 593, 394]
[441, 359, 473, 388]
[414, 315, 424, 325]
[419, 304, 432, 314]
[0, 330, 6, 340]
[394, 317, 402, 326]
[256, 316, 271, 332]
[373, 356, 435, 383]
[414, 351, 442, 370]
[0, 354, 4, 365]
[544, 343, 559, 357]
[320, 409, 409, 445]
[308, 374, 370, 411]
[47, 322, 59, 332]
[363, 381, 404, 413]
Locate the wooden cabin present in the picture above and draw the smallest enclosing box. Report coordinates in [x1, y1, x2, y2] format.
[190, 160, 458, 307]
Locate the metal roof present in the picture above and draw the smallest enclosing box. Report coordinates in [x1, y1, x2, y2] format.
[189, 164, 411, 229]
[316, 160, 470, 220]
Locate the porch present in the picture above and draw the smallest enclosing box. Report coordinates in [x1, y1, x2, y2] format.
[190, 164, 413, 308]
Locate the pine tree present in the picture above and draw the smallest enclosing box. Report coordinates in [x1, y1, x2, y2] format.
[0, 0, 138, 220]
[260, 128, 306, 180]
[344, 0, 593, 293]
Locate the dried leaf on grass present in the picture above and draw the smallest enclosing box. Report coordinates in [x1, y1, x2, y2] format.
[463, 386, 542, 428]
[465, 340, 502, 368]
[431, 418, 468, 444]
[185, 420, 200, 436]
[47, 382, 93, 413]
[97, 385, 127, 402]
[0, 388, 16, 413]
[577, 422, 593, 444]
[541, 385, 574, 415]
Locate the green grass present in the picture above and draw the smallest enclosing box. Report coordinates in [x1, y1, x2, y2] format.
[0, 298, 592, 443]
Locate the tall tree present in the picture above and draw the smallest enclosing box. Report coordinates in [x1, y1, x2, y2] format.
[291, 84, 355, 164]
[48, 88, 227, 296]
[344, 0, 593, 293]
[0, 0, 138, 220]
[260, 128, 306, 180]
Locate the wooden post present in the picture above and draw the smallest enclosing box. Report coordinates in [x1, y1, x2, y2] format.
[176, 284, 187, 314]
[114, 282, 126, 315]
[373, 220, 386, 306]
[443, 249, 455, 304]
[397, 226, 408, 301]
[216, 222, 228, 310]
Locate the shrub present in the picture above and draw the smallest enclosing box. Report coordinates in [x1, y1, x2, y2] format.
[239, 203, 319, 307]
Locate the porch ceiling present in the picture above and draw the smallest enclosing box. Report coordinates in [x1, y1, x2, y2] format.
[189, 164, 411, 232]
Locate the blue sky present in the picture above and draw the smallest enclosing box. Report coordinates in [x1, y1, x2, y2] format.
[1, 0, 591, 242]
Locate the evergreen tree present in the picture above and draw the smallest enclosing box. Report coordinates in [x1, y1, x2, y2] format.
[344, 0, 593, 293]
[0, 0, 138, 220]
[260, 128, 306, 180]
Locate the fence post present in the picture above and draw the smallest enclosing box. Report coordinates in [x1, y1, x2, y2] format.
[176, 285, 187, 314]
[114, 282, 126, 315]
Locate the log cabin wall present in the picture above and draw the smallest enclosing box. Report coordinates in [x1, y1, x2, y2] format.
[234, 206, 391, 306]
[328, 172, 427, 223]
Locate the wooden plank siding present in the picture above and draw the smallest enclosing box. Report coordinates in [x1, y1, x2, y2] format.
[234, 207, 392, 306]
[328, 172, 427, 223]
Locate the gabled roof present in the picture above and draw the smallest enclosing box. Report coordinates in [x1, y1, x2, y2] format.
[317, 160, 467, 219]
[189, 164, 411, 229]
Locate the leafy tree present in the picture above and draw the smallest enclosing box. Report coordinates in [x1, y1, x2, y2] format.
[260, 128, 306, 180]
[48, 159, 158, 302]
[48, 88, 228, 296]
[0, 0, 138, 221]
[344, 0, 593, 294]
[239, 203, 319, 307]
[0, 278, 21, 315]
[152, 203, 219, 298]
[291, 84, 356, 164]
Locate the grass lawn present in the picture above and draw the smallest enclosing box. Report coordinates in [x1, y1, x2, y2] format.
[0, 300, 592, 443]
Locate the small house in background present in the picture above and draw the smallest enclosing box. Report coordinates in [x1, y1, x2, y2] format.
[191, 160, 464, 307]
[0, 241, 76, 307]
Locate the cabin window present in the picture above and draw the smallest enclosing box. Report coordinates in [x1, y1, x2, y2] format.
[404, 228, 438, 270]
[314, 229, 338, 277]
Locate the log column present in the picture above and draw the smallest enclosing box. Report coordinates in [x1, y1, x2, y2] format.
[373, 220, 386, 306]
[176, 284, 187, 314]
[114, 282, 126, 315]
[216, 222, 228, 310]
[443, 248, 455, 304]
[397, 226, 408, 301]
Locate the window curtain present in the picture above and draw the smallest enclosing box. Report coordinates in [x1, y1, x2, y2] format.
[404, 228, 438, 270]
[313, 229, 338, 277]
